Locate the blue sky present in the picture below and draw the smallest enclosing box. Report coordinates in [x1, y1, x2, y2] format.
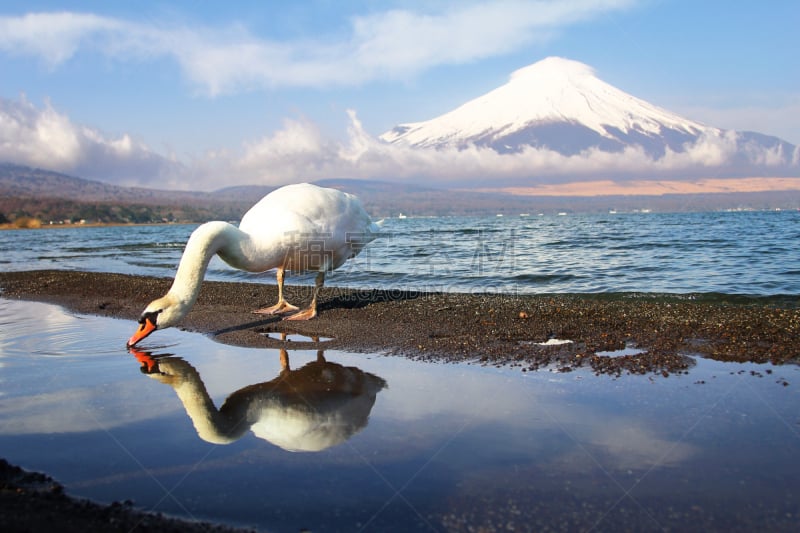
[0, 0, 798, 190]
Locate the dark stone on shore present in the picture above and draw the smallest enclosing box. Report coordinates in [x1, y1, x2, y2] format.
[0, 459, 254, 533]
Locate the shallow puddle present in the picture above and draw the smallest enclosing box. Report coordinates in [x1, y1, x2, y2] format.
[262, 331, 336, 343]
[0, 298, 798, 531]
[596, 343, 647, 357]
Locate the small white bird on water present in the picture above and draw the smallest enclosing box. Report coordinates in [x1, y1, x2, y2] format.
[127, 183, 380, 347]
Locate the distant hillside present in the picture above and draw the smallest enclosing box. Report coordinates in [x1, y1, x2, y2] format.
[0, 163, 250, 224]
[0, 163, 219, 204]
[297, 178, 800, 216]
[216, 178, 545, 216]
[2, 163, 799, 225]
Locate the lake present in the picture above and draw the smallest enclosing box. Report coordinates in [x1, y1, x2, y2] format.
[0, 298, 798, 531]
[1, 210, 799, 295]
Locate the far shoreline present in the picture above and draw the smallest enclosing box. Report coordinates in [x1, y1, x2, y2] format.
[0, 221, 194, 231]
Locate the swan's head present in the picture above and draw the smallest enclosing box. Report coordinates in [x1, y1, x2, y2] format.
[127, 294, 186, 347]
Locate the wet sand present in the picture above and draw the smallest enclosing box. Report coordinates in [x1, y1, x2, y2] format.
[1, 270, 798, 376]
[1, 270, 798, 531]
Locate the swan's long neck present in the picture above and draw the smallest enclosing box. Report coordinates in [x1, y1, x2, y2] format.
[167, 221, 249, 313]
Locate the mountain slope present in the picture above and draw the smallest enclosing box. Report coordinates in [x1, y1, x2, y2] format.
[0, 163, 250, 223]
[0, 163, 216, 204]
[380, 57, 797, 164]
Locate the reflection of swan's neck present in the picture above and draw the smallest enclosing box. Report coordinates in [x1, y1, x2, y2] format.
[168, 362, 248, 444]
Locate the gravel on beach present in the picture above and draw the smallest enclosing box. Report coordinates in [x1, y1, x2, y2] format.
[1, 270, 797, 377]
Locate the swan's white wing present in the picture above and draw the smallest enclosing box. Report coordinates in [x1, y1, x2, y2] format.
[238, 183, 379, 272]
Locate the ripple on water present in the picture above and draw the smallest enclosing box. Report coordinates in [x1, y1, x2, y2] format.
[0, 299, 122, 358]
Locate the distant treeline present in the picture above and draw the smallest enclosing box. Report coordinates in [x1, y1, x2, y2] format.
[0, 197, 247, 225]
[4, 188, 800, 226]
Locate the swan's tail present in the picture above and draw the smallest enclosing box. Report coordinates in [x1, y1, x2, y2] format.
[347, 220, 383, 258]
[367, 219, 385, 241]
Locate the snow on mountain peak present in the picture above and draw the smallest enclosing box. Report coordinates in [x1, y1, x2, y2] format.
[380, 56, 713, 151]
[508, 56, 595, 83]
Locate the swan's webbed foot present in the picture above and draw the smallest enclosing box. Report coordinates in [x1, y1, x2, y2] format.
[283, 306, 317, 321]
[281, 270, 323, 320]
[253, 300, 299, 315]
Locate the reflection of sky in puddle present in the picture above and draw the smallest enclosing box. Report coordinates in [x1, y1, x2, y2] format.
[1, 298, 798, 531]
[596, 343, 646, 357]
[262, 331, 335, 343]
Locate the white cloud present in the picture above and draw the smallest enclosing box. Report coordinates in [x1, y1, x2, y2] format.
[350, 0, 632, 76]
[0, 95, 184, 187]
[657, 130, 739, 169]
[1, 97, 795, 191]
[0, 2, 639, 94]
[0, 12, 120, 66]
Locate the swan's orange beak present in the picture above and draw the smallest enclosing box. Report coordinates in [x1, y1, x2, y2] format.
[127, 316, 156, 347]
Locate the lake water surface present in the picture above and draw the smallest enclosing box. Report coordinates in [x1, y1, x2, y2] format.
[2, 210, 799, 295]
[1, 298, 798, 531]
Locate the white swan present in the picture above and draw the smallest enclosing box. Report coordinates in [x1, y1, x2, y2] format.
[127, 183, 380, 347]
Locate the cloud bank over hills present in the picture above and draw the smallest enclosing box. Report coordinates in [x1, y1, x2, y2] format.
[0, 96, 184, 188]
[1, 57, 798, 193]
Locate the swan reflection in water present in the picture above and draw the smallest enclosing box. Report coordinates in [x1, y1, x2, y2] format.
[129, 344, 387, 452]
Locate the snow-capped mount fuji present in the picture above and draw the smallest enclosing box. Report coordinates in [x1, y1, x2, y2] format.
[380, 57, 796, 168]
